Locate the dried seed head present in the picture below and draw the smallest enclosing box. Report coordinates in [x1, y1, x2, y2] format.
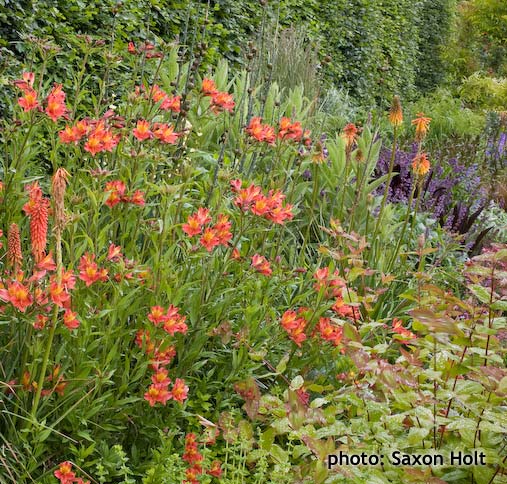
[389, 95, 403, 127]
[7, 223, 22, 271]
[52, 168, 70, 232]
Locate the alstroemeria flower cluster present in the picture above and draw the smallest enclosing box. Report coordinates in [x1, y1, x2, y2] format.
[78, 252, 108, 287]
[183, 433, 203, 484]
[277, 116, 304, 141]
[128, 41, 163, 59]
[280, 308, 308, 347]
[14, 72, 38, 112]
[59, 119, 90, 144]
[317, 317, 343, 346]
[150, 84, 181, 112]
[201, 78, 235, 114]
[182, 208, 232, 252]
[14, 74, 68, 122]
[313, 267, 346, 298]
[135, 83, 181, 112]
[45, 83, 68, 122]
[230, 179, 294, 225]
[131, 118, 179, 144]
[41, 365, 68, 397]
[83, 119, 121, 156]
[54, 461, 90, 484]
[313, 267, 359, 320]
[182, 432, 223, 484]
[251, 254, 272, 276]
[148, 304, 188, 336]
[245, 116, 276, 144]
[104, 180, 145, 208]
[0, 201, 82, 335]
[11, 365, 69, 401]
[0, 278, 33, 313]
[59, 114, 122, 156]
[0, 252, 79, 335]
[392, 318, 417, 345]
[245, 116, 309, 145]
[141, 305, 189, 406]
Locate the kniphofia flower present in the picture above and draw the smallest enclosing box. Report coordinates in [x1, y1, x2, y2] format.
[23, 182, 50, 262]
[411, 152, 431, 176]
[342, 123, 358, 149]
[52, 167, 70, 234]
[412, 112, 431, 142]
[7, 223, 23, 270]
[389, 95, 403, 127]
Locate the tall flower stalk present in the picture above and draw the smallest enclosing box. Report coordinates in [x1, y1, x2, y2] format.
[386, 113, 431, 272]
[372, 95, 402, 242]
[30, 168, 69, 424]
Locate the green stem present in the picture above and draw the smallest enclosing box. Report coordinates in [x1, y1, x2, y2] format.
[29, 229, 63, 425]
[386, 179, 416, 272]
[408, 177, 423, 245]
[299, 165, 320, 265]
[372, 126, 398, 241]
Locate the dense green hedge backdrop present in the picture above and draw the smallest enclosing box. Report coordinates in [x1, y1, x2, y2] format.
[0, 0, 456, 104]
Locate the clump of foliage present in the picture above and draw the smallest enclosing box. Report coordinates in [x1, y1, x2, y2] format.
[445, 0, 507, 79]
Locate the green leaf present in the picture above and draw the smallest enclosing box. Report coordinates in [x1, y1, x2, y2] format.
[290, 375, 304, 391]
[469, 284, 491, 304]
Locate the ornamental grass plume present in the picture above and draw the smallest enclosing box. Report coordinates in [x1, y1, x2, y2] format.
[7, 223, 23, 271]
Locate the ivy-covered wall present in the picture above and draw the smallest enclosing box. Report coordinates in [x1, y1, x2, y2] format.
[0, 0, 455, 105]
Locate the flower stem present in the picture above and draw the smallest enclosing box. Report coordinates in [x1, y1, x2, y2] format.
[372, 126, 398, 242]
[29, 228, 63, 426]
[387, 179, 416, 272]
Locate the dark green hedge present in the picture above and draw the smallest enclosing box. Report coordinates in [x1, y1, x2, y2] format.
[0, 0, 455, 105]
